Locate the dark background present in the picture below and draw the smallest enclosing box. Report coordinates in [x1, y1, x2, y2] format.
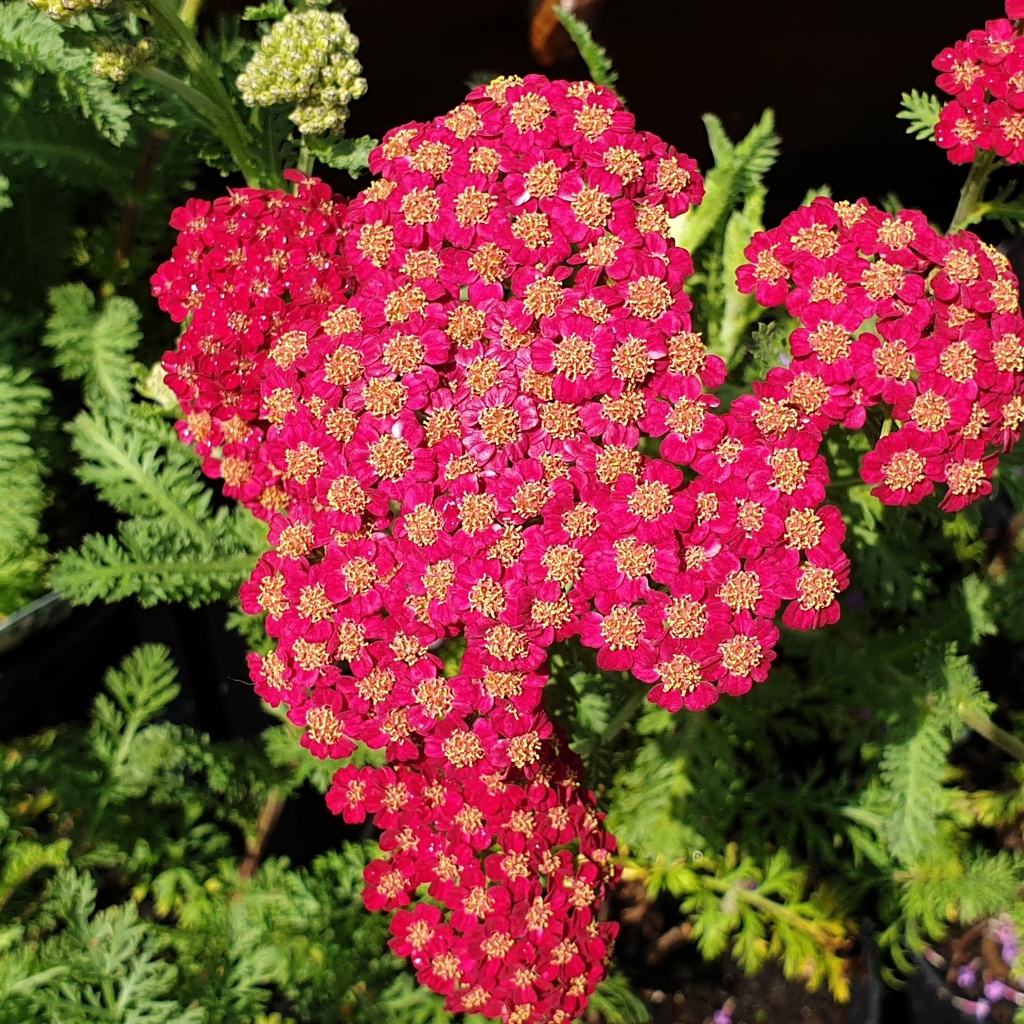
[338, 0, 988, 227]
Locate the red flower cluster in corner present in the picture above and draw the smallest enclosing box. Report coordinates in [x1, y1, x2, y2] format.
[737, 196, 1024, 511]
[153, 72, 1024, 1023]
[933, 0, 1024, 163]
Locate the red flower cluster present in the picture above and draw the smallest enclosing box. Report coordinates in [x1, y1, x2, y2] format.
[328, 749, 616, 1022]
[153, 72, 1024, 1022]
[153, 175, 353, 512]
[737, 196, 1024, 511]
[933, 0, 1024, 163]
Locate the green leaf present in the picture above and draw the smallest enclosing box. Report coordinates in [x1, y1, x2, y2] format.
[586, 968, 650, 1023]
[0, 4, 133, 145]
[878, 697, 953, 865]
[42, 284, 140, 407]
[0, 840, 70, 912]
[671, 109, 779, 256]
[943, 646, 995, 727]
[241, 0, 287, 20]
[899, 851, 1024, 944]
[66, 407, 211, 534]
[552, 7, 619, 90]
[50, 513, 265, 608]
[714, 184, 767, 364]
[896, 90, 943, 142]
[304, 134, 377, 178]
[0, 363, 51, 614]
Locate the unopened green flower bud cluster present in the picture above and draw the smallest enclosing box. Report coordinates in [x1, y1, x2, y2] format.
[237, 9, 367, 135]
[27, 0, 110, 24]
[92, 37, 157, 83]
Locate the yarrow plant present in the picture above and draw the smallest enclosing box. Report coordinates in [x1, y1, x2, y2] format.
[151, 29, 1024, 1013]
[0, 0, 1007, 1014]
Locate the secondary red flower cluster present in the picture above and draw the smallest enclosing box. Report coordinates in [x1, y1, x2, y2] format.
[933, 0, 1024, 163]
[152, 72, 1024, 1023]
[737, 196, 1024, 510]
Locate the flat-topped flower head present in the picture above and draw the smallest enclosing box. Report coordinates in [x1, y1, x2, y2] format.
[736, 195, 1024, 511]
[148, 73, 1024, 1023]
[931, 5, 1024, 164]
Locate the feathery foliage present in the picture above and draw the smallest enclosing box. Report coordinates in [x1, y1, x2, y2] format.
[553, 7, 619, 91]
[896, 89, 942, 142]
[0, 3, 133, 146]
[0, 364, 51, 616]
[43, 284, 141, 407]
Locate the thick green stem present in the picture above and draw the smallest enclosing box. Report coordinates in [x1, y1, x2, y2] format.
[949, 150, 997, 234]
[957, 702, 1024, 763]
[296, 141, 315, 179]
[177, 0, 203, 29]
[139, 65, 224, 131]
[141, 0, 281, 188]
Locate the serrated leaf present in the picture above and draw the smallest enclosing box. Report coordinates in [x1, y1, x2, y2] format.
[241, 0, 287, 20]
[50, 513, 264, 608]
[0, 5, 133, 145]
[552, 7, 619, 91]
[304, 134, 376, 178]
[879, 700, 952, 865]
[671, 109, 779, 255]
[714, 184, 766, 364]
[897, 89, 943, 142]
[42, 284, 140, 406]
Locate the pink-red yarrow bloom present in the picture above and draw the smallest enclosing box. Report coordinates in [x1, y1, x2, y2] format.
[737, 195, 1024, 513]
[153, 74, 1024, 1024]
[933, 1, 1024, 164]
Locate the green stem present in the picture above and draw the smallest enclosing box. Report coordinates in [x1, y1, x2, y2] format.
[296, 140, 315, 178]
[825, 475, 863, 496]
[177, 0, 203, 28]
[139, 65, 225, 131]
[141, 0, 281, 188]
[949, 150, 998, 234]
[957, 702, 1024, 763]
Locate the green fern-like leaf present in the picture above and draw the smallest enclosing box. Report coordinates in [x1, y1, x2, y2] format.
[42, 284, 141, 407]
[666, 847, 852, 1000]
[942, 646, 995, 731]
[898, 851, 1024, 946]
[305, 133, 377, 178]
[671, 109, 779, 256]
[67, 407, 213, 533]
[0, 840, 70, 912]
[241, 0, 287, 19]
[0, 363, 51, 615]
[878, 699, 953, 866]
[713, 183, 767, 364]
[586, 968, 650, 1024]
[552, 7, 619, 90]
[50, 511, 265, 608]
[101, 643, 181, 733]
[37, 868, 204, 1024]
[0, 4, 133, 145]
[52, 400, 267, 609]
[896, 90, 943, 142]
